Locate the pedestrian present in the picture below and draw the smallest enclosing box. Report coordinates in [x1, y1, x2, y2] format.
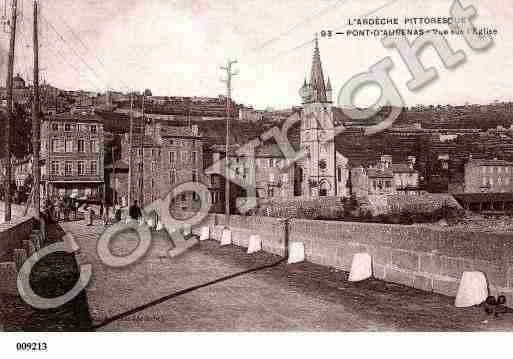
[114, 205, 122, 223]
[129, 200, 142, 222]
[103, 205, 110, 226]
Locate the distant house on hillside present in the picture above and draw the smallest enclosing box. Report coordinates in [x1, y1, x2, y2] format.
[350, 155, 420, 197]
[464, 156, 513, 193]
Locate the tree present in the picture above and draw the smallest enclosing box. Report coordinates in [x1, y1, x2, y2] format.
[143, 89, 152, 97]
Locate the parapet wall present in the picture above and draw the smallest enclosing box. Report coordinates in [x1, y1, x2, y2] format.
[195, 214, 513, 304]
[0, 216, 35, 261]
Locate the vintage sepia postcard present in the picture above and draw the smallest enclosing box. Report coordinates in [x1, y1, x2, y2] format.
[0, 0, 512, 357]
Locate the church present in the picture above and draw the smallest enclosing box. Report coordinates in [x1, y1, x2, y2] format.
[294, 37, 349, 198]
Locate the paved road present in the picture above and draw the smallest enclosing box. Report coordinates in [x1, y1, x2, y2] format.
[61, 219, 513, 331]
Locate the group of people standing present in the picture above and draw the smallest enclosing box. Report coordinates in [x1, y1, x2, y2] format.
[42, 196, 146, 228]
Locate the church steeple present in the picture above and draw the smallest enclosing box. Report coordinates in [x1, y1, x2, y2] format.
[310, 34, 328, 103]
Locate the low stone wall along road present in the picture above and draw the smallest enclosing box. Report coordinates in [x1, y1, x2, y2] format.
[60, 220, 513, 331]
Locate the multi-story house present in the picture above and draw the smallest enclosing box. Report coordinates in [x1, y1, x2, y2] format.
[40, 110, 105, 200]
[204, 143, 296, 212]
[115, 122, 205, 208]
[351, 155, 420, 197]
[464, 157, 513, 193]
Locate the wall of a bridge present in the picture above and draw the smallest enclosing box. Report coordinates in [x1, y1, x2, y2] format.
[0, 216, 35, 261]
[197, 214, 513, 305]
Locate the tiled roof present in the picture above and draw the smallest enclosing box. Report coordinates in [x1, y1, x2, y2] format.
[45, 112, 103, 123]
[160, 125, 199, 138]
[467, 158, 513, 166]
[367, 168, 394, 178]
[391, 163, 416, 173]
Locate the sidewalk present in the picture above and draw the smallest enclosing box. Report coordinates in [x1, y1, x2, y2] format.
[61, 219, 513, 331]
[0, 221, 92, 331]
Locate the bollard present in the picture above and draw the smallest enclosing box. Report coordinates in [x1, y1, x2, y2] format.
[183, 225, 192, 237]
[455, 271, 488, 308]
[13, 249, 27, 272]
[288, 242, 305, 264]
[200, 226, 210, 241]
[0, 262, 18, 295]
[348, 253, 372, 282]
[247, 235, 262, 254]
[220, 228, 232, 246]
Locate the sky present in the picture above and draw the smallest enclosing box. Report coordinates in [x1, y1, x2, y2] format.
[0, 0, 512, 110]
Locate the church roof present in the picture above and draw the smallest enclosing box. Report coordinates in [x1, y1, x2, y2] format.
[310, 37, 328, 103]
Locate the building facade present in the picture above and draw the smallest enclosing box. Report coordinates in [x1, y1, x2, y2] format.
[115, 122, 206, 208]
[464, 157, 513, 193]
[351, 155, 420, 197]
[40, 110, 105, 200]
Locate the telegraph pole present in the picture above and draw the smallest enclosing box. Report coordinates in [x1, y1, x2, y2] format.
[139, 93, 145, 205]
[32, 0, 40, 220]
[127, 93, 134, 207]
[4, 0, 18, 222]
[220, 59, 238, 228]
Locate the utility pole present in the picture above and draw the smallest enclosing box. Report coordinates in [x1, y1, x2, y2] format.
[139, 93, 145, 205]
[32, 0, 40, 220]
[220, 59, 238, 229]
[4, 0, 18, 222]
[127, 93, 134, 208]
[111, 145, 116, 206]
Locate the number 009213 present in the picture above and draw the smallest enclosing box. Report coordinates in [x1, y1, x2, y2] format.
[16, 342, 48, 351]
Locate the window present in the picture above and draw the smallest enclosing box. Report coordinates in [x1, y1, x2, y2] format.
[269, 173, 275, 182]
[481, 166, 486, 174]
[90, 140, 98, 153]
[489, 178, 494, 186]
[489, 166, 494, 173]
[151, 161, 157, 172]
[78, 139, 85, 152]
[90, 125, 97, 133]
[192, 170, 197, 182]
[385, 180, 391, 188]
[51, 123, 59, 131]
[65, 161, 72, 176]
[181, 151, 187, 163]
[506, 178, 510, 185]
[51, 161, 59, 175]
[78, 161, 85, 176]
[337, 167, 342, 182]
[283, 173, 289, 183]
[90, 161, 97, 175]
[52, 139, 60, 152]
[169, 151, 175, 164]
[507, 167, 510, 173]
[64, 123, 72, 132]
[268, 187, 274, 197]
[181, 194, 186, 202]
[63, 139, 72, 153]
[269, 158, 274, 167]
[151, 179, 154, 188]
[482, 177, 488, 186]
[170, 169, 176, 184]
[192, 151, 197, 164]
[498, 167, 502, 173]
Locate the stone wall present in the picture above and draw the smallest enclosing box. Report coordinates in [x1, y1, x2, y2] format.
[194, 214, 513, 305]
[0, 216, 35, 261]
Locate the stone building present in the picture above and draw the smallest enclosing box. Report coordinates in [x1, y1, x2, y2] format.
[464, 157, 513, 193]
[350, 155, 420, 196]
[40, 110, 105, 200]
[204, 143, 296, 212]
[295, 37, 349, 198]
[113, 122, 206, 208]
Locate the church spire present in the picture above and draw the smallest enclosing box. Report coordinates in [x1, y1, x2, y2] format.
[310, 34, 328, 103]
